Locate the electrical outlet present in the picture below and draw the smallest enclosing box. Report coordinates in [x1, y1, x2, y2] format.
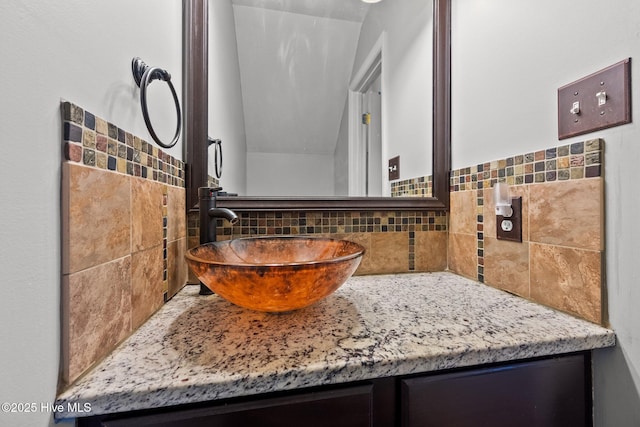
[496, 197, 522, 242]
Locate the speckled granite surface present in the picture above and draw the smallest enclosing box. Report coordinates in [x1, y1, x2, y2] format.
[55, 272, 615, 420]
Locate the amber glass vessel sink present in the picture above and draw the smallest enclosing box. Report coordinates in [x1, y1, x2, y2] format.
[185, 236, 365, 312]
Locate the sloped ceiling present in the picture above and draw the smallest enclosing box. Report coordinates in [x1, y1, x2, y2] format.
[232, 0, 369, 22]
[232, 0, 367, 155]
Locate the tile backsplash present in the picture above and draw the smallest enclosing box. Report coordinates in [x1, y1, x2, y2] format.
[62, 102, 185, 187]
[60, 101, 188, 388]
[187, 210, 448, 278]
[391, 175, 432, 197]
[448, 139, 604, 324]
[59, 96, 607, 394]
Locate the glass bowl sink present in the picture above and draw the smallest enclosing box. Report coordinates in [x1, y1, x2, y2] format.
[185, 236, 365, 312]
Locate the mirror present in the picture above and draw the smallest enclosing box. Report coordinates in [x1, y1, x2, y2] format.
[184, 0, 450, 210]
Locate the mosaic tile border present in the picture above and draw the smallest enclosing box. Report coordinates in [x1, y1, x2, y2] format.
[449, 138, 603, 283]
[61, 101, 185, 188]
[188, 210, 447, 272]
[207, 175, 220, 188]
[212, 211, 447, 236]
[162, 187, 169, 302]
[450, 139, 603, 193]
[391, 175, 433, 197]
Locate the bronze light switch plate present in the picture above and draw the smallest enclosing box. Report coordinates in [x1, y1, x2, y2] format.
[388, 156, 400, 181]
[558, 58, 631, 140]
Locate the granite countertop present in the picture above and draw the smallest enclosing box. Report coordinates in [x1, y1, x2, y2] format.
[55, 272, 615, 420]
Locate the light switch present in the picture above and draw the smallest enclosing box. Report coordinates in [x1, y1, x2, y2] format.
[596, 91, 607, 107]
[558, 58, 631, 140]
[570, 101, 580, 115]
[388, 156, 400, 181]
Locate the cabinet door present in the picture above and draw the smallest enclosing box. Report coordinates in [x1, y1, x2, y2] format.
[98, 384, 373, 427]
[401, 354, 589, 427]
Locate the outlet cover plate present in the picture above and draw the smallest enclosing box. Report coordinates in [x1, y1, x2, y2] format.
[496, 197, 522, 242]
[558, 58, 631, 140]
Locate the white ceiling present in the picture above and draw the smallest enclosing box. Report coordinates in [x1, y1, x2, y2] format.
[232, 1, 368, 155]
[231, 0, 370, 23]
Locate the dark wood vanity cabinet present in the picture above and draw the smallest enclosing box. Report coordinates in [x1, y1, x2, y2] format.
[78, 353, 591, 427]
[400, 354, 589, 427]
[90, 385, 377, 427]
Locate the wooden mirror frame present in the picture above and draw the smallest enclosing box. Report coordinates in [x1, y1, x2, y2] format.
[183, 0, 450, 212]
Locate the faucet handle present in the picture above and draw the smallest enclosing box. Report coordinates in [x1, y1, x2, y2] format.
[198, 187, 223, 199]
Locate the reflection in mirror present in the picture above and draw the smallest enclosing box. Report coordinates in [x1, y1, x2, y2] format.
[208, 0, 433, 198]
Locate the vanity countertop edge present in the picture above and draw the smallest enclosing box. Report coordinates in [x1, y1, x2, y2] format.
[55, 271, 615, 420]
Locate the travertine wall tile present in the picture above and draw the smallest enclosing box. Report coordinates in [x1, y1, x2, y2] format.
[448, 232, 477, 280]
[448, 140, 604, 324]
[450, 191, 477, 235]
[131, 246, 164, 329]
[190, 211, 448, 278]
[63, 163, 131, 274]
[63, 256, 132, 384]
[369, 232, 409, 274]
[62, 101, 189, 388]
[325, 233, 372, 275]
[529, 179, 602, 250]
[530, 243, 602, 324]
[131, 178, 163, 252]
[167, 186, 186, 242]
[193, 230, 435, 277]
[448, 190, 480, 281]
[415, 231, 448, 272]
[167, 238, 188, 299]
[483, 236, 529, 297]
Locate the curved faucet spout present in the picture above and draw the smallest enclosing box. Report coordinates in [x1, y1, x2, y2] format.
[209, 207, 239, 225]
